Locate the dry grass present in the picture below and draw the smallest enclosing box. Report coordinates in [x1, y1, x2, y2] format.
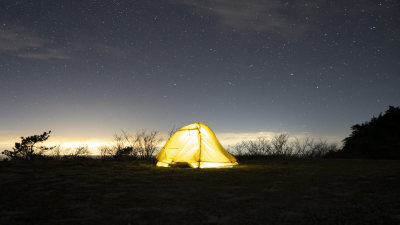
[0, 159, 399, 225]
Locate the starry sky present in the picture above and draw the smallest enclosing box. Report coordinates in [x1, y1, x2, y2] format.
[0, 0, 399, 148]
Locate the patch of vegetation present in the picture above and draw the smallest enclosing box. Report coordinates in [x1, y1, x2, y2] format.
[228, 134, 339, 158]
[1, 131, 54, 160]
[338, 106, 400, 159]
[99, 130, 162, 159]
[1, 130, 163, 161]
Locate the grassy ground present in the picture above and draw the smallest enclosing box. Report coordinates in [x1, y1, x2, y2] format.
[0, 158, 399, 225]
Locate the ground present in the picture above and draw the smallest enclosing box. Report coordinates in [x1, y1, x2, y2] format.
[0, 158, 399, 225]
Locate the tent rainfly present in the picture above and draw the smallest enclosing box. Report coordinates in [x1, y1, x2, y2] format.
[156, 122, 238, 168]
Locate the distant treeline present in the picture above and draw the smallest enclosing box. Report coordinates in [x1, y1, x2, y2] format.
[1, 106, 399, 161]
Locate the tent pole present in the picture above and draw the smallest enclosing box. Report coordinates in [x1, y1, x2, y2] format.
[198, 123, 201, 169]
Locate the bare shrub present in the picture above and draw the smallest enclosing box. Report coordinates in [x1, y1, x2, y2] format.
[271, 134, 290, 155]
[249, 137, 272, 155]
[229, 142, 247, 156]
[111, 130, 162, 158]
[72, 145, 90, 157]
[231, 137, 272, 156]
[48, 145, 62, 159]
[99, 145, 115, 158]
[113, 132, 134, 157]
[308, 139, 339, 158]
[291, 137, 315, 157]
[246, 140, 260, 155]
[135, 130, 162, 159]
[230, 134, 339, 158]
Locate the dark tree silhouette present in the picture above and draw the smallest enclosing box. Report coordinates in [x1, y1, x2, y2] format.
[2, 131, 54, 160]
[340, 106, 400, 159]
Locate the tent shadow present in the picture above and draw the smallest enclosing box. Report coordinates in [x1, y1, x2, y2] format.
[169, 162, 192, 168]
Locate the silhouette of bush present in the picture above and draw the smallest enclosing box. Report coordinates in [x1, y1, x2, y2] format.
[99, 144, 116, 158]
[339, 106, 400, 159]
[112, 132, 132, 157]
[228, 134, 339, 158]
[47, 145, 62, 159]
[70, 145, 91, 158]
[111, 130, 162, 158]
[271, 134, 291, 155]
[1, 131, 54, 160]
[230, 137, 272, 156]
[290, 137, 338, 158]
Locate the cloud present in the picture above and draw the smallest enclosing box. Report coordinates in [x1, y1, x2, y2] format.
[173, 0, 320, 37]
[0, 27, 128, 60]
[71, 40, 128, 58]
[217, 131, 278, 145]
[0, 27, 70, 60]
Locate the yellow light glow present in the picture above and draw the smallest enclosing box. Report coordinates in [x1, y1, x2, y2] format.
[156, 161, 169, 167]
[156, 122, 238, 168]
[198, 162, 238, 168]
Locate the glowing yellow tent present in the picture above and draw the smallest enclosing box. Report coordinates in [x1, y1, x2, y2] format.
[156, 122, 238, 168]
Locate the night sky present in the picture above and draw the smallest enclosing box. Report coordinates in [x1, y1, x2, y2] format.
[1, 0, 399, 148]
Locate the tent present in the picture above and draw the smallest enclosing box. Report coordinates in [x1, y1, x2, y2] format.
[156, 122, 238, 168]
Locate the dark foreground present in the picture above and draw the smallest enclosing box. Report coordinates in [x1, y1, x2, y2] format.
[0, 159, 399, 225]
